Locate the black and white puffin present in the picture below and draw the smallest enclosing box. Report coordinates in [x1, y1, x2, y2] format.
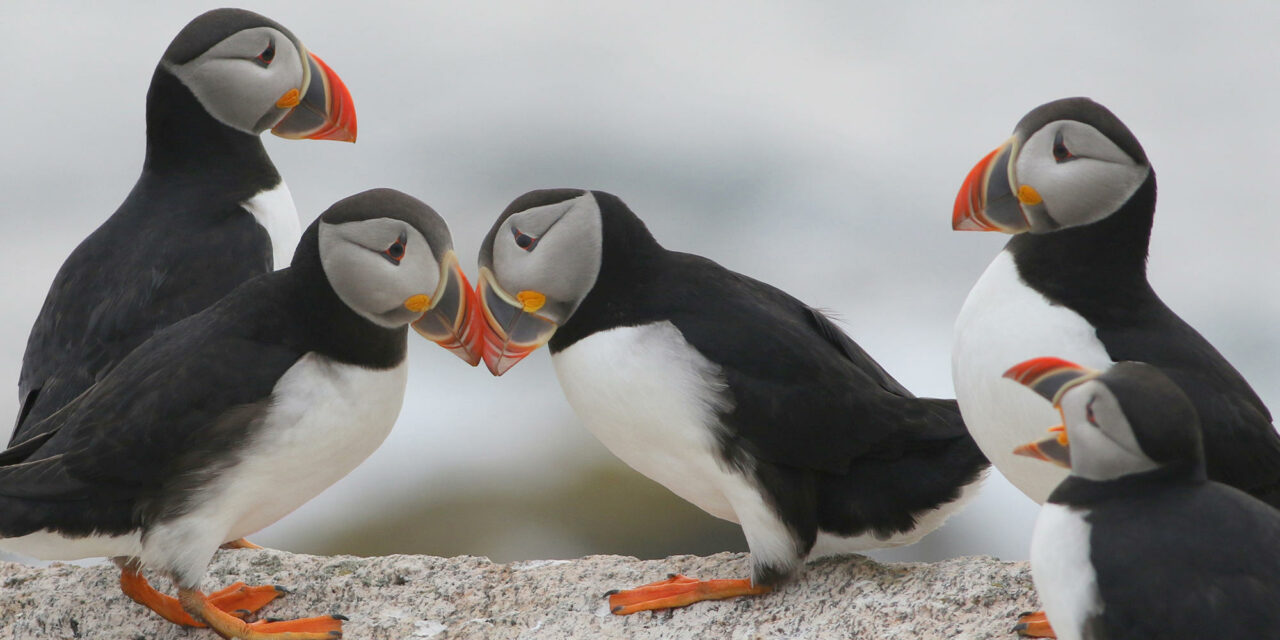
[1006, 357, 1280, 640]
[12, 8, 358, 446]
[471, 189, 990, 613]
[0, 189, 478, 639]
[950, 97, 1280, 505]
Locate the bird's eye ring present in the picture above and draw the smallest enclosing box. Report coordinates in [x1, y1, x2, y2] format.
[256, 41, 276, 67]
[1052, 130, 1074, 163]
[382, 233, 407, 265]
[512, 226, 540, 252]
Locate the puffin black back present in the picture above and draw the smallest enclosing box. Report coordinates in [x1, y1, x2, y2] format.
[12, 8, 358, 448]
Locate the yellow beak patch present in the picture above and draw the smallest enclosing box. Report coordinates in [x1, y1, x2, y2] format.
[276, 88, 301, 109]
[1017, 184, 1043, 206]
[516, 290, 546, 313]
[404, 294, 432, 313]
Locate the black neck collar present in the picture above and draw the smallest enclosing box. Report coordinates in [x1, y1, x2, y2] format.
[1006, 172, 1159, 322]
[141, 66, 280, 193]
[283, 224, 407, 369]
[547, 193, 665, 353]
[1048, 461, 1204, 507]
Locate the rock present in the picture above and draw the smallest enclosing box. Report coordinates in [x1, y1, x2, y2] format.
[0, 549, 1037, 639]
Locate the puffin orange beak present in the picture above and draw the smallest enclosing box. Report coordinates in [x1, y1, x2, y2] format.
[472, 267, 559, 376]
[1004, 356, 1101, 469]
[271, 52, 357, 142]
[1003, 356, 1100, 406]
[1013, 429, 1072, 468]
[410, 253, 482, 366]
[952, 137, 1029, 233]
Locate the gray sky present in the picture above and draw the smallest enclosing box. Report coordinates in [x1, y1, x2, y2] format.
[1, 2, 1277, 562]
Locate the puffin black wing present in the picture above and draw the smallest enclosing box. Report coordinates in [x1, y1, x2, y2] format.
[1096, 305, 1280, 506]
[13, 187, 275, 447]
[660, 252, 974, 474]
[652, 252, 986, 544]
[803, 305, 912, 397]
[0, 275, 302, 536]
[1084, 481, 1280, 638]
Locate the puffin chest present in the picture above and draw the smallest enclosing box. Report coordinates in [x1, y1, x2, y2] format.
[551, 321, 743, 522]
[208, 352, 408, 539]
[240, 180, 302, 271]
[1030, 502, 1102, 640]
[952, 250, 1112, 502]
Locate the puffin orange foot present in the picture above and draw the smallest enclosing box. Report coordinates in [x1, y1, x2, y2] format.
[605, 573, 771, 615]
[221, 538, 265, 550]
[120, 567, 205, 627]
[1013, 610, 1057, 637]
[120, 569, 287, 627]
[207, 581, 288, 616]
[180, 587, 344, 639]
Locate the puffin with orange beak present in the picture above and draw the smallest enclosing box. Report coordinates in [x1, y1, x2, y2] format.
[473, 189, 989, 614]
[0, 189, 477, 639]
[12, 8, 359, 450]
[1005, 357, 1280, 640]
[949, 97, 1280, 510]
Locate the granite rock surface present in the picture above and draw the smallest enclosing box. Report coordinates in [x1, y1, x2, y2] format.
[1, 549, 1037, 639]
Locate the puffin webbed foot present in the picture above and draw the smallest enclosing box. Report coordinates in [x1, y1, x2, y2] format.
[220, 538, 265, 550]
[1013, 610, 1057, 637]
[606, 573, 772, 615]
[119, 567, 286, 627]
[179, 586, 344, 639]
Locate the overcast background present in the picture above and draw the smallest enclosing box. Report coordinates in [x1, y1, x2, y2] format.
[1, 2, 1277, 566]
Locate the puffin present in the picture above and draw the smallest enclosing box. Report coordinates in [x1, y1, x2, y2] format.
[11, 8, 358, 447]
[0, 189, 478, 639]
[471, 189, 990, 613]
[1006, 356, 1280, 640]
[950, 97, 1280, 505]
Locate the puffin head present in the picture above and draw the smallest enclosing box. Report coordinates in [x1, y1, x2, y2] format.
[1005, 357, 1203, 482]
[472, 189, 609, 376]
[953, 97, 1149, 235]
[313, 189, 480, 365]
[161, 8, 356, 142]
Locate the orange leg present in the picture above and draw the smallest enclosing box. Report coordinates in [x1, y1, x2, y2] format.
[221, 538, 265, 550]
[119, 567, 285, 628]
[178, 587, 345, 639]
[1013, 610, 1057, 638]
[606, 573, 772, 615]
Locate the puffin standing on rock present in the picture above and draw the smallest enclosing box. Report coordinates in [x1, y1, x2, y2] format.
[0, 190, 478, 639]
[1007, 357, 1280, 640]
[471, 189, 990, 614]
[11, 8, 358, 447]
[950, 97, 1280, 507]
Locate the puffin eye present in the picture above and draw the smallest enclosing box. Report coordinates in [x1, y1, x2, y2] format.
[381, 233, 407, 265]
[511, 226, 540, 252]
[255, 41, 276, 67]
[1085, 397, 1099, 427]
[1052, 130, 1074, 163]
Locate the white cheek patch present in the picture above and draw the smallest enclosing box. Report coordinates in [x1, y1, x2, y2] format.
[1016, 122, 1150, 229]
[320, 221, 439, 328]
[167, 27, 304, 134]
[1039, 159, 1149, 227]
[1062, 386, 1160, 481]
[493, 195, 603, 322]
